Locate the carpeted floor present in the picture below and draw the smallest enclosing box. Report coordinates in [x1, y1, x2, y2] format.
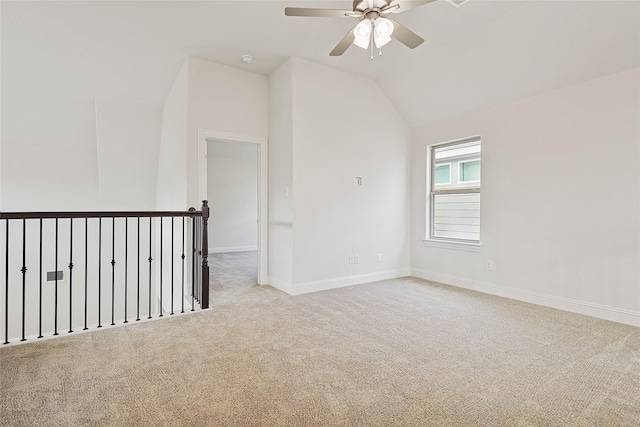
[1, 277, 639, 426]
[209, 251, 260, 306]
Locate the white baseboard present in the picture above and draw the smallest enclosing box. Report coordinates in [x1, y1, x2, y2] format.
[209, 245, 257, 254]
[269, 269, 410, 297]
[268, 276, 293, 294]
[411, 268, 640, 327]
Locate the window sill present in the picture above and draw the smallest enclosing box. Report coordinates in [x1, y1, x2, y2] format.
[422, 239, 481, 252]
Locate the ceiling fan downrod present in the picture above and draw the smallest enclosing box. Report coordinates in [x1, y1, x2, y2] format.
[370, 25, 374, 60]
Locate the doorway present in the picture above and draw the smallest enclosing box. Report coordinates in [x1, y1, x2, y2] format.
[207, 140, 258, 304]
[197, 129, 268, 304]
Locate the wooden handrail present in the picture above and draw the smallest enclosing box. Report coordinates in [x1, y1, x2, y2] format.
[0, 210, 202, 220]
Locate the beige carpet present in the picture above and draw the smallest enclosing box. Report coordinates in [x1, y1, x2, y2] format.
[1, 277, 639, 426]
[209, 251, 259, 306]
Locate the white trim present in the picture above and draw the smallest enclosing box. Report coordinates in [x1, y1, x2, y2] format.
[411, 268, 640, 327]
[197, 129, 268, 285]
[268, 276, 293, 295]
[422, 239, 481, 252]
[2, 298, 204, 348]
[284, 270, 410, 296]
[209, 246, 257, 254]
[428, 136, 482, 244]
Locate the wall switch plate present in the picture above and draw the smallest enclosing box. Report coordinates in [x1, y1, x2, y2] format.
[349, 255, 355, 265]
[354, 176, 363, 188]
[377, 253, 382, 262]
[354, 254, 359, 264]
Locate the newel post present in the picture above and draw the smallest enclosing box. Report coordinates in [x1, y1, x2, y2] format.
[200, 200, 210, 309]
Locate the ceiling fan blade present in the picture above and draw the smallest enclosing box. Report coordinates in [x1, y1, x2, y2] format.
[285, 7, 355, 18]
[386, 0, 437, 13]
[389, 19, 424, 48]
[330, 28, 356, 56]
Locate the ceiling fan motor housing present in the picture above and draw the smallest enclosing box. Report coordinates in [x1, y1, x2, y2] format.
[353, 0, 392, 14]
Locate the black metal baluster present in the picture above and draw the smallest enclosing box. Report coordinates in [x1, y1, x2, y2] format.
[148, 217, 152, 319]
[84, 218, 88, 331]
[159, 217, 163, 317]
[21, 219, 27, 342]
[54, 217, 58, 336]
[171, 217, 174, 315]
[68, 218, 74, 333]
[136, 216, 140, 322]
[98, 217, 102, 328]
[4, 219, 8, 344]
[38, 218, 43, 338]
[124, 217, 128, 324]
[181, 216, 185, 314]
[111, 216, 115, 326]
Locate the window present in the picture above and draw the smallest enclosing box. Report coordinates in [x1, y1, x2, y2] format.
[428, 137, 481, 243]
[459, 159, 480, 183]
[434, 163, 451, 185]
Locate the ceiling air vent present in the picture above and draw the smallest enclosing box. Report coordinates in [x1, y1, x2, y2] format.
[445, 0, 470, 7]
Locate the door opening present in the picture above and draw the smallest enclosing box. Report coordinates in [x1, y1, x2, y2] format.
[207, 140, 258, 303]
[197, 129, 268, 303]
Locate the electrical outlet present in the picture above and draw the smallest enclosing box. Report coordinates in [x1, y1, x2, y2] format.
[47, 271, 64, 281]
[485, 260, 494, 271]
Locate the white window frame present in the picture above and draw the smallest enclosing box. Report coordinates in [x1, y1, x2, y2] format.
[433, 162, 452, 186]
[427, 136, 481, 245]
[458, 159, 481, 184]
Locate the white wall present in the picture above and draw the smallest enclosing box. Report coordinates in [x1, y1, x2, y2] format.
[156, 60, 189, 211]
[0, 1, 3, 212]
[2, 97, 161, 212]
[1, 97, 100, 211]
[411, 67, 640, 326]
[157, 55, 269, 214]
[187, 57, 269, 210]
[269, 58, 411, 294]
[268, 59, 294, 286]
[95, 99, 162, 209]
[207, 140, 258, 253]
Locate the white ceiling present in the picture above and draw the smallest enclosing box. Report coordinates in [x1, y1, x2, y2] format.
[2, 0, 639, 128]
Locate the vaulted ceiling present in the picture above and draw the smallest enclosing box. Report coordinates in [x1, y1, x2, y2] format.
[2, 0, 639, 128]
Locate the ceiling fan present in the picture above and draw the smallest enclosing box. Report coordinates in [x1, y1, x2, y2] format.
[284, 0, 436, 58]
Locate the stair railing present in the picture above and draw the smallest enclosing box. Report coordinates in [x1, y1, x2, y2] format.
[0, 201, 210, 344]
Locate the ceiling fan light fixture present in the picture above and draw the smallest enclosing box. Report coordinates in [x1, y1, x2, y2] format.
[373, 17, 394, 48]
[353, 19, 372, 49]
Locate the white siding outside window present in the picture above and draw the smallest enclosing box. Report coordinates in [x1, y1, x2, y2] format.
[432, 193, 480, 241]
